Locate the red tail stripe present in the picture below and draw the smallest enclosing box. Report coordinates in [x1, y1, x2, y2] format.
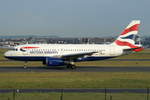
[133, 47, 144, 52]
[121, 24, 139, 35]
[115, 40, 143, 52]
[115, 40, 138, 48]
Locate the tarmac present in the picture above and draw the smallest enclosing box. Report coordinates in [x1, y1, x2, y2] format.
[0, 66, 150, 72]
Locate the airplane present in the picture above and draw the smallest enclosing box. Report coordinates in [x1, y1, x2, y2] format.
[4, 20, 144, 69]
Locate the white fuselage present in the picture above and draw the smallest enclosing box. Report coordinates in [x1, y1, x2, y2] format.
[4, 44, 124, 60]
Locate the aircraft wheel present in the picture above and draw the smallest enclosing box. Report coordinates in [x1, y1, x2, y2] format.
[66, 64, 76, 69]
[71, 65, 76, 69]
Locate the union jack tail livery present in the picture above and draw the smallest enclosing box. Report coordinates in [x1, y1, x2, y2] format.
[113, 20, 143, 52]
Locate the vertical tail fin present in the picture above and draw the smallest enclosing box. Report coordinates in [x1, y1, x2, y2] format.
[113, 20, 143, 52]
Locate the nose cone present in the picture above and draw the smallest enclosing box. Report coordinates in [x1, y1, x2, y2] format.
[4, 51, 12, 58]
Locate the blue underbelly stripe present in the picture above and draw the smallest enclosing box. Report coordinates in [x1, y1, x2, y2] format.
[5, 56, 114, 62]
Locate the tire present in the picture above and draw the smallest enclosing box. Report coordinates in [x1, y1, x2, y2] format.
[66, 64, 76, 69]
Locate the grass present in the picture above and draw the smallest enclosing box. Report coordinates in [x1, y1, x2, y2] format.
[0, 48, 7, 60]
[0, 92, 148, 100]
[0, 60, 150, 67]
[0, 49, 150, 89]
[0, 72, 150, 89]
[0, 61, 43, 67]
[76, 61, 150, 67]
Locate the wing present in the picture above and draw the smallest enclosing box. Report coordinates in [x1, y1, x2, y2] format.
[56, 52, 97, 61]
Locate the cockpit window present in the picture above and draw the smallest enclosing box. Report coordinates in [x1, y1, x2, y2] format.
[20, 48, 26, 52]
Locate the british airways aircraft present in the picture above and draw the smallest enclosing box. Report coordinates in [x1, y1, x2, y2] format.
[4, 20, 143, 69]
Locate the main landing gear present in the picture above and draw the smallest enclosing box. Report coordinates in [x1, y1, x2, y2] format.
[66, 62, 76, 69]
[66, 64, 76, 69]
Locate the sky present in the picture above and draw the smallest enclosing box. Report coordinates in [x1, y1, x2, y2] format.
[0, 0, 149, 37]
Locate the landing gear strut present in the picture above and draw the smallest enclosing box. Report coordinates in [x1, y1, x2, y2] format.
[66, 61, 76, 69]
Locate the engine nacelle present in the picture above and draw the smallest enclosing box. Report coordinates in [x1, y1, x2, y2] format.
[45, 57, 65, 66]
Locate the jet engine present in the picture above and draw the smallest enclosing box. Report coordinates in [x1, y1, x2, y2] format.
[44, 57, 65, 66]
